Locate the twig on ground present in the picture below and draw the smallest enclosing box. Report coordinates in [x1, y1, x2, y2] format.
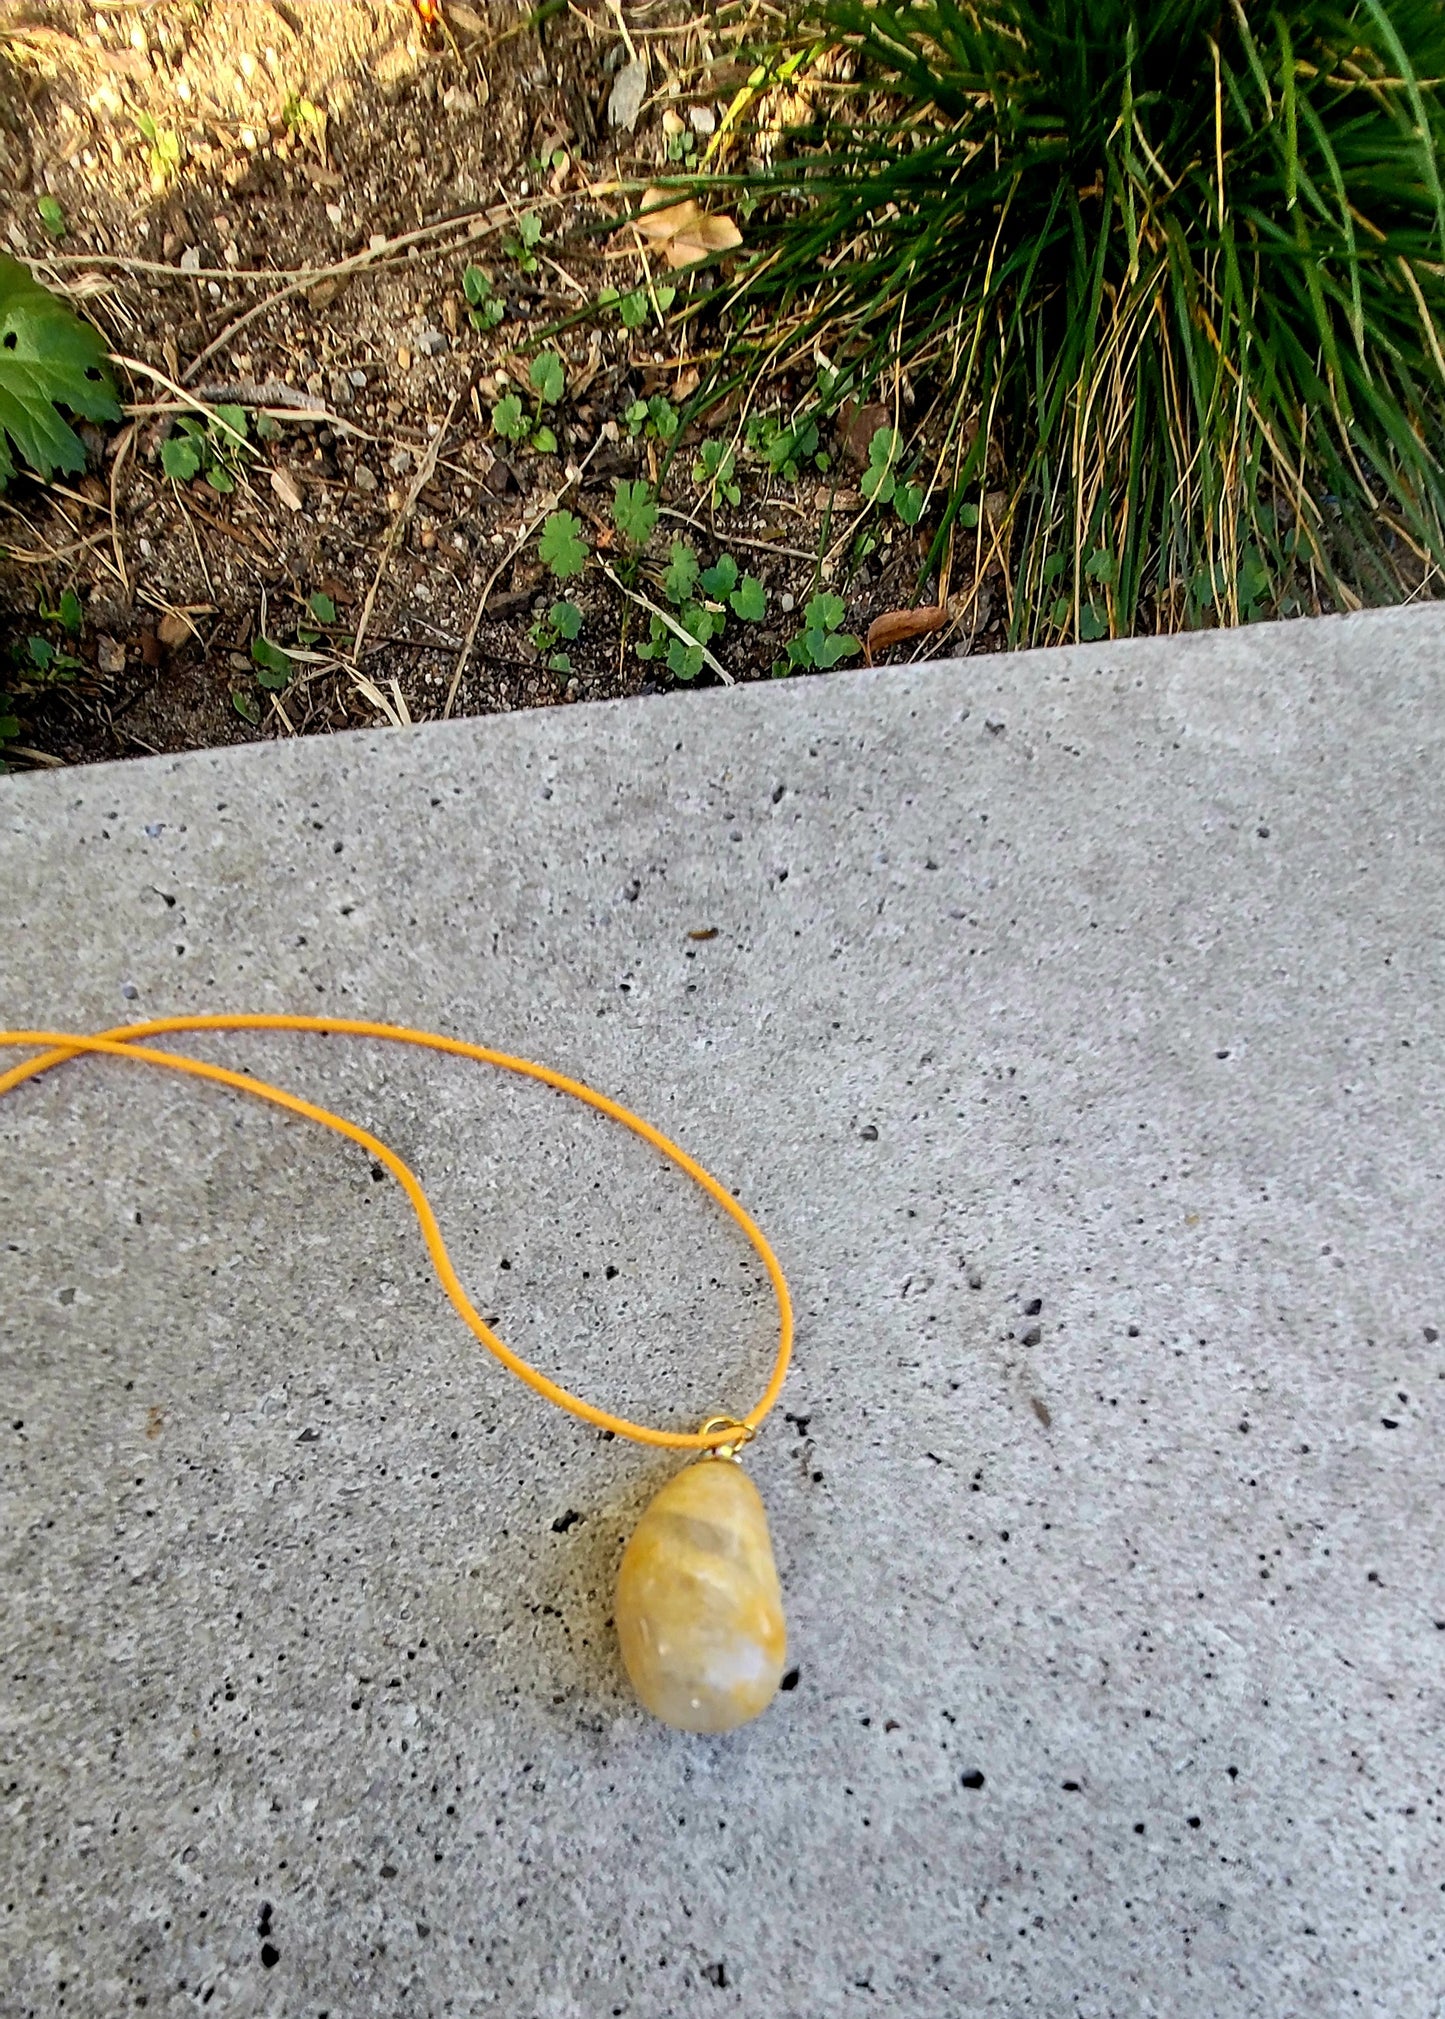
[350, 393, 461, 671]
[595, 556, 734, 685]
[108, 421, 135, 596]
[445, 439, 605, 720]
[112, 355, 255, 452]
[0, 518, 112, 568]
[657, 504, 819, 562]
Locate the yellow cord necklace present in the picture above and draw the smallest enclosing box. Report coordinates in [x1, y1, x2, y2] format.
[0, 1015, 794, 1732]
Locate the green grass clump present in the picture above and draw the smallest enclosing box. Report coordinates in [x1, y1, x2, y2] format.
[703, 0, 1445, 640]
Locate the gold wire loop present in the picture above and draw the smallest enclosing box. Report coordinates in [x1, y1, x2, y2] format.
[698, 1416, 755, 1461]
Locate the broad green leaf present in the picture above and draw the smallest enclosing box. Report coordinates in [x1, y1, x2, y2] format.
[699, 553, 739, 599]
[894, 483, 924, 525]
[308, 590, 337, 624]
[618, 290, 649, 329]
[0, 254, 120, 488]
[530, 351, 566, 406]
[551, 599, 583, 640]
[538, 509, 588, 580]
[679, 601, 720, 645]
[210, 403, 247, 446]
[37, 197, 66, 241]
[161, 433, 202, 482]
[612, 478, 658, 549]
[531, 424, 558, 455]
[251, 636, 292, 687]
[667, 636, 705, 681]
[492, 394, 527, 442]
[462, 265, 491, 307]
[663, 541, 699, 604]
[232, 689, 261, 725]
[805, 592, 847, 633]
[808, 628, 858, 669]
[57, 588, 83, 633]
[730, 574, 767, 621]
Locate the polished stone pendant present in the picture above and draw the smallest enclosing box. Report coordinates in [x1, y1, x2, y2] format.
[615, 1437, 787, 1733]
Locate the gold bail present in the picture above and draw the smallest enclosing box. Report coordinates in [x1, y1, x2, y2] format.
[698, 1416, 754, 1463]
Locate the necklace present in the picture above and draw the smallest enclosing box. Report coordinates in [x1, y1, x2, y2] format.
[0, 1015, 794, 1735]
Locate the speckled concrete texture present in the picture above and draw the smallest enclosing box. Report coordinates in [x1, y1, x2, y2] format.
[2, 607, 1443, 2019]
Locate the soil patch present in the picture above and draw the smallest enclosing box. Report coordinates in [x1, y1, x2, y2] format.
[0, 0, 982, 771]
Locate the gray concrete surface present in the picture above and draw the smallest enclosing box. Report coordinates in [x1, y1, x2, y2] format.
[2, 607, 1443, 2019]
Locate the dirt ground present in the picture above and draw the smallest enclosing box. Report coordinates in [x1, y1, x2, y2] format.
[0, 0, 969, 771]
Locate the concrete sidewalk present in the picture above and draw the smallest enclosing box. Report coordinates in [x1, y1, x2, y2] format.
[2, 608, 1442, 2018]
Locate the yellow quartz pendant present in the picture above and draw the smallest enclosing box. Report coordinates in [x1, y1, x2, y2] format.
[615, 1437, 787, 1733]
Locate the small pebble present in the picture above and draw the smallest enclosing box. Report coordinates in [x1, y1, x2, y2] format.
[781, 592, 795, 613]
[396, 345, 412, 371]
[417, 329, 448, 358]
[352, 466, 378, 494]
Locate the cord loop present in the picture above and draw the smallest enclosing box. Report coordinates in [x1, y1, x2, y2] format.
[0, 1017, 793, 1452]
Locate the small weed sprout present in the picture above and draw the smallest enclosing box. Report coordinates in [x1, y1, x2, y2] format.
[462, 265, 506, 331]
[160, 404, 250, 494]
[532, 598, 584, 673]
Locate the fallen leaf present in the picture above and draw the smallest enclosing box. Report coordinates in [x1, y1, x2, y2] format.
[570, 331, 604, 401]
[157, 611, 191, 650]
[446, 1, 486, 30]
[635, 188, 742, 270]
[640, 360, 700, 399]
[608, 55, 648, 134]
[270, 466, 304, 512]
[865, 605, 946, 665]
[96, 634, 126, 674]
[841, 400, 891, 467]
[688, 927, 719, 942]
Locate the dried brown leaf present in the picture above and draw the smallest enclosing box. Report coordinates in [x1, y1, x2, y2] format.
[635, 189, 743, 270]
[270, 466, 305, 513]
[865, 605, 946, 666]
